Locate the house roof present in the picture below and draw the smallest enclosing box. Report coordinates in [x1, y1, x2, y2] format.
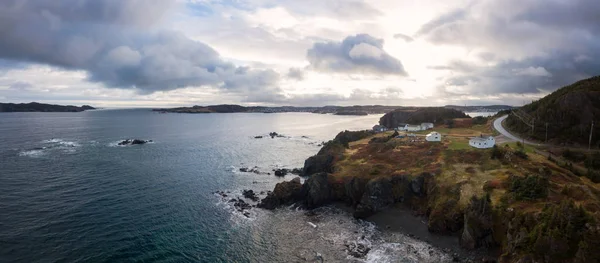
[427, 132, 440, 136]
[470, 136, 494, 142]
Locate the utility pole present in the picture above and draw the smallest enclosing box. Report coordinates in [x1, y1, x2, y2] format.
[545, 122, 548, 143]
[590, 121, 594, 150]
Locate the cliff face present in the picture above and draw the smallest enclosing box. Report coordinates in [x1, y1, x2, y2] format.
[260, 129, 600, 263]
[379, 107, 469, 128]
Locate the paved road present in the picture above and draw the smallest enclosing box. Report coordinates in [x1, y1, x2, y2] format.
[493, 115, 542, 146]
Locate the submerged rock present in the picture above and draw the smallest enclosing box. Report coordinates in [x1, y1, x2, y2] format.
[274, 168, 289, 177]
[345, 242, 371, 258]
[269, 132, 285, 138]
[242, 189, 259, 202]
[239, 167, 261, 174]
[118, 139, 152, 146]
[229, 198, 251, 212]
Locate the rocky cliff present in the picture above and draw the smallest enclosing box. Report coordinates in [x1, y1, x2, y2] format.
[259, 130, 600, 262]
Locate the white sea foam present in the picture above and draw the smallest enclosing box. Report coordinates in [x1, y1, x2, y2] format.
[18, 149, 45, 157]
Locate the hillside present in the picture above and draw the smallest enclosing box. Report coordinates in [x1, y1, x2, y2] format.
[259, 129, 600, 262]
[379, 107, 469, 128]
[0, 102, 95, 112]
[505, 76, 600, 147]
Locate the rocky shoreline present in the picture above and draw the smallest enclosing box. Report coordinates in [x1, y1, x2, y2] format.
[251, 129, 600, 263]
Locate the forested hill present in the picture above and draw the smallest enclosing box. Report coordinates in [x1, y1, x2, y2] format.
[505, 76, 600, 147]
[0, 102, 95, 112]
[379, 107, 469, 128]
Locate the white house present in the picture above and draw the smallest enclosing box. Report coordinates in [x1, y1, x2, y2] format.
[426, 132, 442, 142]
[398, 124, 421, 131]
[469, 136, 496, 149]
[373, 125, 387, 133]
[421, 123, 434, 130]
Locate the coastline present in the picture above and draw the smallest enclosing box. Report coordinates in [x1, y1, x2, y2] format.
[365, 204, 496, 261]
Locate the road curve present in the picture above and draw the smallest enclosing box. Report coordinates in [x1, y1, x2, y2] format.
[493, 115, 541, 145]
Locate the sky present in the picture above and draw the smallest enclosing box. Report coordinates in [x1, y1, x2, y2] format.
[0, 0, 599, 108]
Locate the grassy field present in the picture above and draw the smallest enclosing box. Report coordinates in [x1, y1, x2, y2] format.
[332, 125, 600, 215]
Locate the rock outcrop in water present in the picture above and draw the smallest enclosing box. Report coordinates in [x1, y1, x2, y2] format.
[118, 139, 153, 146]
[257, 177, 304, 209]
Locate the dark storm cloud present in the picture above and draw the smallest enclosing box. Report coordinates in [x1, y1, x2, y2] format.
[306, 34, 408, 76]
[393, 33, 414, 42]
[418, 0, 600, 96]
[516, 0, 600, 34]
[0, 0, 282, 96]
[441, 51, 600, 95]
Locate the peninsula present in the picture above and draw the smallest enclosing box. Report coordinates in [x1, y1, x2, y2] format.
[258, 101, 600, 262]
[0, 102, 95, 112]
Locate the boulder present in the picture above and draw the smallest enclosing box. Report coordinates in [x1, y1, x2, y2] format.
[229, 198, 251, 212]
[242, 189, 259, 202]
[269, 132, 285, 138]
[258, 177, 304, 209]
[304, 173, 332, 209]
[274, 168, 289, 177]
[118, 139, 152, 146]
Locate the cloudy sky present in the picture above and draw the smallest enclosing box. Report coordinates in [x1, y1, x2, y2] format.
[0, 0, 598, 107]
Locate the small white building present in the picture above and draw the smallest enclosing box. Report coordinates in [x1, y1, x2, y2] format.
[398, 124, 423, 131]
[421, 123, 434, 130]
[469, 136, 496, 149]
[373, 125, 387, 133]
[426, 132, 442, 142]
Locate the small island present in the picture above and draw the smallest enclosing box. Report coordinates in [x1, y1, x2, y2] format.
[0, 102, 95, 112]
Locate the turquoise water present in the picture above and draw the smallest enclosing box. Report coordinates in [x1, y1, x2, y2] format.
[0, 110, 451, 262]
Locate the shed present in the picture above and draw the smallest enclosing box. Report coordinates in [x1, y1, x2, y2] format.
[426, 132, 442, 142]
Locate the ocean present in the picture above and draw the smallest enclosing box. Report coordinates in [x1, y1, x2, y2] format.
[0, 109, 453, 262]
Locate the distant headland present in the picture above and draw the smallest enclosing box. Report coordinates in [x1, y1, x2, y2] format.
[153, 104, 514, 115]
[0, 102, 95, 112]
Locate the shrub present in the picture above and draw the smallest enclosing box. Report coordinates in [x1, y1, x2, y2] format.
[527, 200, 590, 262]
[472, 116, 487, 125]
[585, 169, 600, 183]
[490, 145, 505, 159]
[509, 175, 549, 200]
[514, 149, 528, 159]
[584, 152, 600, 170]
[562, 149, 587, 162]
